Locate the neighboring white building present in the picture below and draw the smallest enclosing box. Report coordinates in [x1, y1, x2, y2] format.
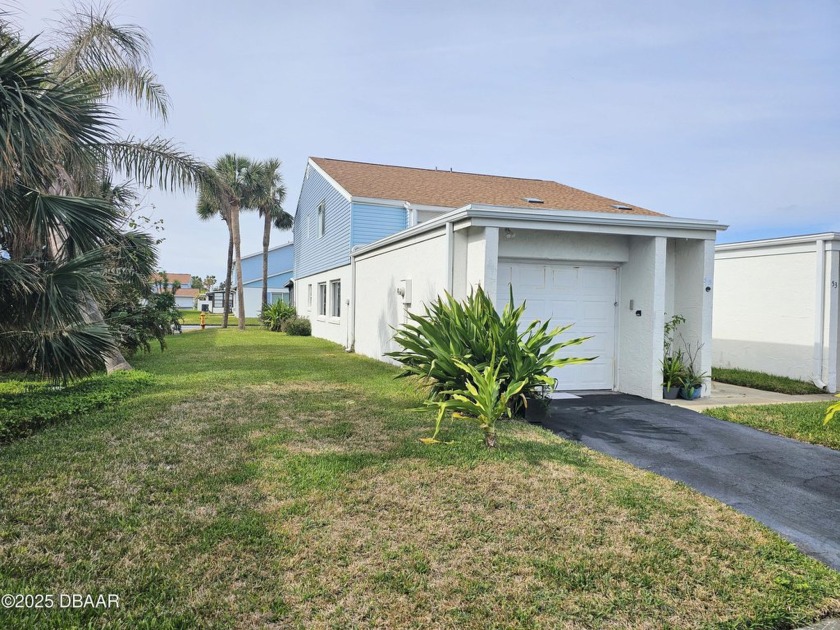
[713, 233, 840, 392]
[293, 157, 725, 400]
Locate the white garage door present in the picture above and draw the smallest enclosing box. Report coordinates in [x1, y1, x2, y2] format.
[497, 262, 617, 391]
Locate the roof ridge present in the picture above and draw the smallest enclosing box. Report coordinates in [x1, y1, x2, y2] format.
[311, 156, 557, 185]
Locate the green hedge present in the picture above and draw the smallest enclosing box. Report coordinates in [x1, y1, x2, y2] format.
[0, 370, 152, 443]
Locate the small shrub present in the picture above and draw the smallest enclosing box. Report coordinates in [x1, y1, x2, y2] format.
[107, 292, 182, 356]
[284, 317, 311, 336]
[427, 357, 526, 448]
[0, 370, 153, 443]
[262, 301, 296, 332]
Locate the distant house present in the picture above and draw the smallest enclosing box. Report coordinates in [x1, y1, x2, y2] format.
[232, 242, 294, 317]
[713, 233, 840, 392]
[292, 157, 724, 400]
[151, 272, 198, 309]
[172, 288, 199, 309]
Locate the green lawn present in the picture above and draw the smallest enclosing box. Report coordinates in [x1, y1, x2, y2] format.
[180, 308, 261, 327]
[713, 367, 825, 395]
[1, 330, 838, 628]
[705, 401, 840, 450]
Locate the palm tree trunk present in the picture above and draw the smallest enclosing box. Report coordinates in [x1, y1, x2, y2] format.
[231, 204, 246, 331]
[222, 221, 233, 329]
[261, 210, 271, 310]
[81, 295, 132, 373]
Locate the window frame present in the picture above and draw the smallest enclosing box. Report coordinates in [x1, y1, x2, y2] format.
[317, 282, 327, 318]
[317, 200, 326, 237]
[329, 280, 341, 319]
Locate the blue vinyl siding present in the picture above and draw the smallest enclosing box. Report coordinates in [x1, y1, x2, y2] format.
[242, 270, 292, 289]
[350, 203, 408, 248]
[294, 166, 352, 277]
[236, 243, 294, 288]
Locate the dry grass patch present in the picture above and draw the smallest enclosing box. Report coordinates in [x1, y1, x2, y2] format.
[256, 448, 838, 629]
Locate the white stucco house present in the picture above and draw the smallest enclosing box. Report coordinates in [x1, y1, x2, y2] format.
[293, 157, 725, 400]
[713, 233, 840, 392]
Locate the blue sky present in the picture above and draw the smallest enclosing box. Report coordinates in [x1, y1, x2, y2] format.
[18, 1, 840, 280]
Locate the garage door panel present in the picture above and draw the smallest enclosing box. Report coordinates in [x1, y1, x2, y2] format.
[498, 262, 616, 391]
[550, 267, 577, 291]
[549, 299, 580, 322]
[517, 265, 547, 290]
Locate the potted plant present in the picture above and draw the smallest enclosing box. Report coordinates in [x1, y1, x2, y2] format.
[679, 370, 705, 399]
[661, 352, 685, 399]
[678, 338, 707, 400]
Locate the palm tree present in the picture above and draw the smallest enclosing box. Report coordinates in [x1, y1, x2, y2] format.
[0, 9, 217, 379]
[197, 155, 258, 331]
[251, 159, 293, 309]
[196, 180, 235, 328]
[0, 37, 125, 379]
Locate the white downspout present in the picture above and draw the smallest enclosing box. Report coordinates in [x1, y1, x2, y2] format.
[347, 251, 356, 352]
[813, 238, 827, 389]
[404, 202, 415, 227]
[446, 221, 454, 294]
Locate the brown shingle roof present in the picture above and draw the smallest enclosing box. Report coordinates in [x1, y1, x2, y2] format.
[311, 157, 664, 217]
[174, 288, 199, 298]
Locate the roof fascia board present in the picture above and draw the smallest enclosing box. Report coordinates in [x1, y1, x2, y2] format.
[716, 233, 840, 252]
[468, 216, 718, 240]
[308, 158, 353, 202]
[467, 204, 726, 232]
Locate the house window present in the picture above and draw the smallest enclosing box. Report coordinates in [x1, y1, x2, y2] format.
[307, 284, 313, 309]
[317, 282, 327, 316]
[330, 280, 341, 318]
[317, 200, 326, 237]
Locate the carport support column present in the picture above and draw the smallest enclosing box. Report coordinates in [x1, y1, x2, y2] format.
[700, 239, 715, 396]
[483, 227, 499, 305]
[651, 237, 668, 399]
[828, 247, 840, 393]
[618, 236, 667, 399]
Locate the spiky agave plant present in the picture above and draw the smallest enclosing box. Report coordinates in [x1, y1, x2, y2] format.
[387, 285, 595, 407]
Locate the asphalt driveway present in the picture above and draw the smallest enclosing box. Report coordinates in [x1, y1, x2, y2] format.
[543, 394, 840, 572]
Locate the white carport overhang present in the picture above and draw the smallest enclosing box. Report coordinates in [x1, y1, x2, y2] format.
[350, 204, 727, 399]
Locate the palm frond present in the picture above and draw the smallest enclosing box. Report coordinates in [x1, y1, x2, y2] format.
[106, 136, 209, 193]
[51, 3, 152, 79]
[0, 36, 115, 188]
[24, 188, 121, 257]
[82, 65, 169, 119]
